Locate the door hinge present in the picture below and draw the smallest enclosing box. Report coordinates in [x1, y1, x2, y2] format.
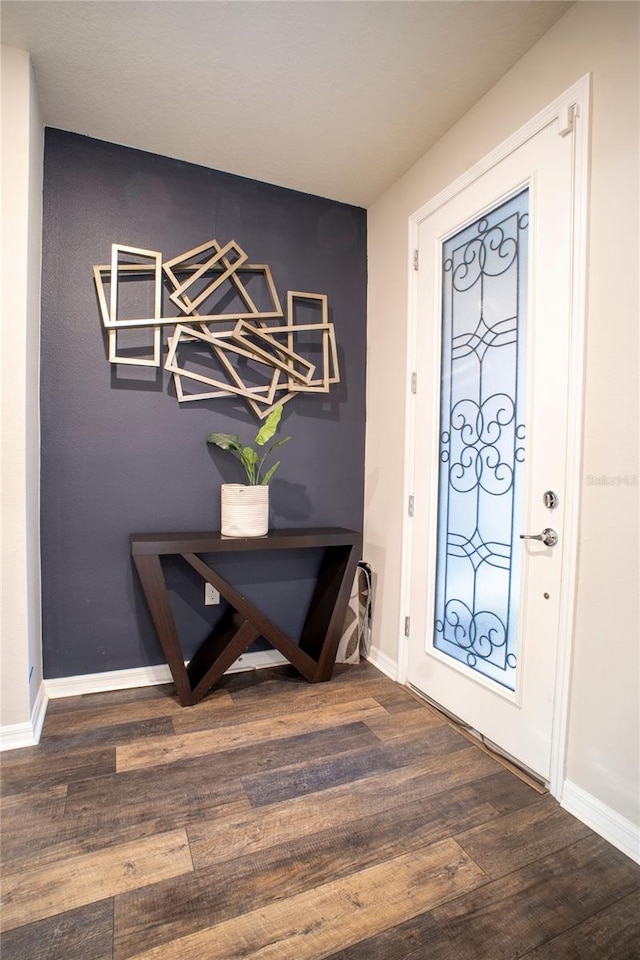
[558, 103, 579, 137]
[411, 372, 417, 394]
[413, 249, 419, 271]
[404, 616, 411, 637]
[408, 495, 415, 517]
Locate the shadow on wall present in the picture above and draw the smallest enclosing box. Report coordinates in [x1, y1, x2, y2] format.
[271, 479, 312, 522]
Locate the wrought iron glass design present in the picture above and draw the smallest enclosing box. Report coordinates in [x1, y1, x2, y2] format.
[434, 189, 529, 691]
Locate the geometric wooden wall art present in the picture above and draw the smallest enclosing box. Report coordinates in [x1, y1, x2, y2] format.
[93, 243, 162, 367]
[165, 324, 284, 404]
[163, 239, 248, 315]
[164, 321, 313, 420]
[285, 291, 340, 393]
[169, 331, 285, 411]
[162, 239, 284, 322]
[93, 239, 341, 419]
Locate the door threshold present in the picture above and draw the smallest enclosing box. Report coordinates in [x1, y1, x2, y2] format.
[407, 684, 548, 795]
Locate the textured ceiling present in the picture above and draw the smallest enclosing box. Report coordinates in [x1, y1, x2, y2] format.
[1, 1, 571, 206]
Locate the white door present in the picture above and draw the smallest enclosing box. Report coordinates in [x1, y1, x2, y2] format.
[406, 98, 587, 782]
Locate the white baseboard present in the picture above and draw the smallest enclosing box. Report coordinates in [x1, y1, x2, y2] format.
[562, 779, 640, 865]
[43, 649, 288, 700]
[31, 681, 48, 741]
[0, 681, 49, 752]
[44, 662, 174, 699]
[2, 651, 288, 750]
[363, 646, 398, 681]
[0, 720, 36, 752]
[226, 649, 288, 674]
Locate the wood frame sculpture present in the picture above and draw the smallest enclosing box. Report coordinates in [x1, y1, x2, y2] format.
[93, 239, 341, 418]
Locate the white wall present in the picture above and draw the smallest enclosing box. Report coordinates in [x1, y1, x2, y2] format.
[365, 2, 639, 827]
[1, 46, 44, 736]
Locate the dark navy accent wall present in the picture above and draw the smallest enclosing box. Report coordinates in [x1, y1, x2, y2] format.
[40, 129, 367, 679]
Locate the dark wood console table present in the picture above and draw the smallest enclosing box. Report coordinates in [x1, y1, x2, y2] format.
[130, 527, 362, 706]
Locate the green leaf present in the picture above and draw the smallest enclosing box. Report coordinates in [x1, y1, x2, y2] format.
[265, 436, 291, 455]
[254, 405, 283, 447]
[240, 446, 259, 484]
[255, 437, 291, 484]
[206, 433, 242, 452]
[207, 407, 289, 486]
[261, 461, 280, 485]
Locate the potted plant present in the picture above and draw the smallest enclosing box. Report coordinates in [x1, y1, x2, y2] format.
[207, 404, 291, 537]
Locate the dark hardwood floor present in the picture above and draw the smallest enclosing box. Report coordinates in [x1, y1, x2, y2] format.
[1, 660, 638, 959]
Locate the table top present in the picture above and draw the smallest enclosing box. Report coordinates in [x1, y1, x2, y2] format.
[130, 527, 362, 556]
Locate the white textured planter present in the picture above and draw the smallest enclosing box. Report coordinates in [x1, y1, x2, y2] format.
[221, 484, 269, 537]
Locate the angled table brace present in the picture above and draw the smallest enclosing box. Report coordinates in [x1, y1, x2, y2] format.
[130, 528, 362, 706]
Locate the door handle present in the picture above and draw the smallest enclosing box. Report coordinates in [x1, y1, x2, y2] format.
[520, 528, 558, 547]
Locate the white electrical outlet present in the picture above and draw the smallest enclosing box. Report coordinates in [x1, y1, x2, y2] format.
[204, 583, 220, 605]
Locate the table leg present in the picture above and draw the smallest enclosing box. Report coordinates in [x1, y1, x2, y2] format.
[299, 543, 361, 681]
[131, 553, 194, 706]
[187, 610, 260, 703]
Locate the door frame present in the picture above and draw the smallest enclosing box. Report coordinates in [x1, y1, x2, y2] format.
[398, 76, 591, 798]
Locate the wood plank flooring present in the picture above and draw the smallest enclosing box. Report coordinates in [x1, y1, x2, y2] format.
[1, 661, 638, 959]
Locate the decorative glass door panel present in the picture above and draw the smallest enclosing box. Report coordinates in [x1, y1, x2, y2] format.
[434, 189, 529, 692]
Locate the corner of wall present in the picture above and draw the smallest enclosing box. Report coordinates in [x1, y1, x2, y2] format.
[1, 44, 44, 730]
[26, 50, 44, 715]
[0, 680, 48, 752]
[364, 646, 398, 682]
[562, 779, 640, 865]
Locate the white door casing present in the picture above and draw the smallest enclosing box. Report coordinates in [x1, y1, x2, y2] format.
[399, 78, 590, 793]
